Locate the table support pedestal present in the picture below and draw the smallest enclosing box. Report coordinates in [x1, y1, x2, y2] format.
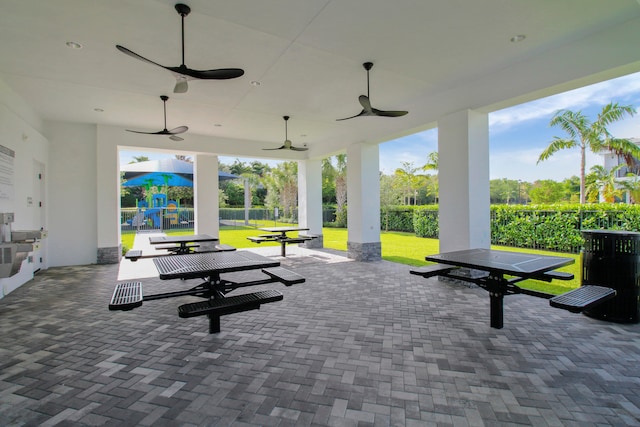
[489, 292, 504, 329]
[208, 313, 221, 333]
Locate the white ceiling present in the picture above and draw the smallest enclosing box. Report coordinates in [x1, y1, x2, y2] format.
[1, 0, 640, 160]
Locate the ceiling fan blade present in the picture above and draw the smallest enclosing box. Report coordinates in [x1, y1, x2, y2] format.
[372, 108, 409, 117]
[336, 110, 367, 121]
[126, 129, 168, 136]
[169, 135, 184, 142]
[168, 126, 188, 134]
[359, 95, 373, 113]
[290, 146, 308, 151]
[167, 66, 244, 80]
[262, 146, 286, 151]
[116, 45, 166, 70]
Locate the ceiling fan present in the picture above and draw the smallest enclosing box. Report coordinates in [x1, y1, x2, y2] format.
[337, 62, 408, 121]
[263, 116, 308, 151]
[126, 95, 187, 141]
[116, 3, 244, 93]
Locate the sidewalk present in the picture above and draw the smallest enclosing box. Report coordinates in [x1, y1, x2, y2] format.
[117, 231, 167, 281]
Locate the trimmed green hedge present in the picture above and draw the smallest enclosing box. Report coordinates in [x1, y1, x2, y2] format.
[225, 204, 640, 253]
[409, 204, 640, 253]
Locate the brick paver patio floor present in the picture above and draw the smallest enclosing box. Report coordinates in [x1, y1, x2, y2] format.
[0, 246, 638, 426]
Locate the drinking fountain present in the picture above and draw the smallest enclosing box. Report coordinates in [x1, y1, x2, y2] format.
[0, 213, 46, 278]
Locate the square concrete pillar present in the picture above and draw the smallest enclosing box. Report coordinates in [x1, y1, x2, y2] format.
[194, 154, 219, 249]
[438, 109, 490, 253]
[347, 143, 381, 261]
[298, 159, 324, 248]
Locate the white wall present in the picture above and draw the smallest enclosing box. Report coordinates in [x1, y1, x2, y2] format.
[0, 81, 50, 297]
[44, 121, 97, 266]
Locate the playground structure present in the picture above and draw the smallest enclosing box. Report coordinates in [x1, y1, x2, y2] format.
[127, 194, 188, 230]
[121, 159, 239, 231]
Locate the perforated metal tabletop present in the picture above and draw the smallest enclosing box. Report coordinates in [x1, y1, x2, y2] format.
[425, 248, 573, 276]
[154, 251, 279, 280]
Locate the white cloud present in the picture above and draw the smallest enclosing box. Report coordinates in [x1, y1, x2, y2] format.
[490, 71, 640, 131]
[490, 147, 601, 181]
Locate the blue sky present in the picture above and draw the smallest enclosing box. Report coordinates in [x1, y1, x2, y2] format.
[379, 71, 640, 181]
[121, 71, 640, 182]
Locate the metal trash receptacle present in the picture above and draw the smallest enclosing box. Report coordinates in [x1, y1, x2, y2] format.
[581, 230, 640, 323]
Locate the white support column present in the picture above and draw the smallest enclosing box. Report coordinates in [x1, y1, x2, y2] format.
[244, 178, 250, 225]
[438, 109, 490, 253]
[347, 143, 381, 261]
[298, 159, 323, 248]
[96, 130, 120, 264]
[194, 154, 219, 249]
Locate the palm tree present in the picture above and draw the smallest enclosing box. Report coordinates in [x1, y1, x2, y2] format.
[131, 155, 150, 163]
[422, 151, 438, 172]
[619, 173, 640, 204]
[422, 152, 439, 203]
[394, 161, 428, 205]
[537, 102, 636, 204]
[334, 154, 347, 226]
[587, 164, 624, 203]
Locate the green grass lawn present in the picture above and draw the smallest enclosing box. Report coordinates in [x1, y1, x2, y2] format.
[122, 224, 580, 295]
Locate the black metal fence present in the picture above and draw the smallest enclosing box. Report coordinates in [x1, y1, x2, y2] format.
[120, 207, 195, 232]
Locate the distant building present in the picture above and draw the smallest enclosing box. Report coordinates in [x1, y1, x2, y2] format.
[602, 137, 640, 177]
[601, 137, 640, 203]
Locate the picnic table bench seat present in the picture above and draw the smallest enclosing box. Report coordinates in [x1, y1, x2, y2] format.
[155, 243, 199, 251]
[550, 285, 616, 313]
[535, 270, 574, 282]
[410, 263, 457, 278]
[247, 236, 273, 243]
[262, 266, 305, 286]
[281, 236, 314, 244]
[109, 281, 143, 310]
[178, 290, 284, 333]
[177, 290, 283, 318]
[214, 243, 236, 252]
[124, 249, 143, 261]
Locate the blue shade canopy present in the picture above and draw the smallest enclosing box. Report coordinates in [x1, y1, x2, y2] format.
[121, 159, 238, 188]
[122, 172, 193, 188]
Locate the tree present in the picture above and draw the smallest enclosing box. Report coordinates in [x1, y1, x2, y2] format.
[538, 102, 637, 204]
[264, 162, 298, 219]
[167, 186, 193, 206]
[422, 152, 439, 203]
[229, 159, 252, 175]
[424, 174, 439, 204]
[380, 173, 401, 231]
[322, 157, 337, 204]
[174, 154, 192, 163]
[587, 165, 624, 203]
[422, 151, 438, 172]
[240, 172, 262, 210]
[394, 162, 425, 205]
[489, 179, 534, 204]
[334, 154, 347, 226]
[528, 180, 566, 204]
[131, 155, 149, 163]
[620, 174, 640, 204]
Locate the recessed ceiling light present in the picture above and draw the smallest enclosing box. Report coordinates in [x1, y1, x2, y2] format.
[300, 134, 307, 137]
[66, 41, 82, 49]
[94, 108, 104, 112]
[214, 123, 222, 127]
[250, 80, 261, 87]
[510, 34, 526, 43]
